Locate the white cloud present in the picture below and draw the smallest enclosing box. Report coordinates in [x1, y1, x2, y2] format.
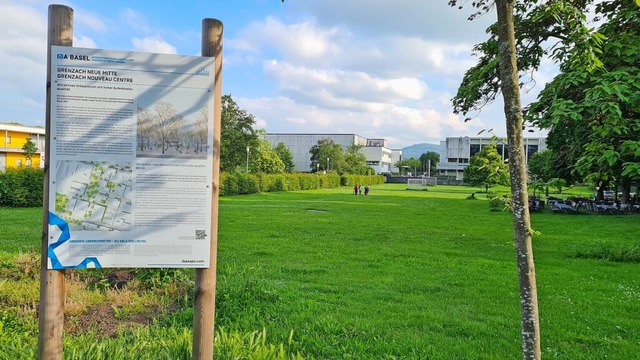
[73, 36, 97, 48]
[75, 8, 108, 33]
[0, 2, 48, 124]
[264, 61, 428, 106]
[232, 16, 346, 66]
[131, 36, 177, 54]
[119, 8, 151, 34]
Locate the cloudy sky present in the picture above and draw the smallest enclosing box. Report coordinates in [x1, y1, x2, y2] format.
[0, 0, 554, 148]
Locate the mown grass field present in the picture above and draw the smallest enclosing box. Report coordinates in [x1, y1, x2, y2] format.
[1, 184, 639, 359]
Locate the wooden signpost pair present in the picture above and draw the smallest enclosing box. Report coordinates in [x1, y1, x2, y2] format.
[39, 5, 222, 359]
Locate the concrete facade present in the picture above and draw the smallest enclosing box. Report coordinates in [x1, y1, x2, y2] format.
[436, 136, 547, 181]
[1, 123, 45, 171]
[263, 133, 402, 174]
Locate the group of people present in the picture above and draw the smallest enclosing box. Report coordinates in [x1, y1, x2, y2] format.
[353, 184, 370, 196]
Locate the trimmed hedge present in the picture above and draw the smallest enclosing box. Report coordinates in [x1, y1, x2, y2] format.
[219, 172, 346, 196]
[0, 167, 45, 207]
[340, 174, 386, 187]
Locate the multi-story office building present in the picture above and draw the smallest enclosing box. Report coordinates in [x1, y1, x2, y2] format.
[263, 133, 402, 174]
[436, 136, 546, 180]
[1, 123, 45, 170]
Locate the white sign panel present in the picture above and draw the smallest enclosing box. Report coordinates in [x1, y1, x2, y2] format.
[48, 46, 214, 269]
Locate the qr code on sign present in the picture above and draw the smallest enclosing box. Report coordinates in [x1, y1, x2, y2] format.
[195, 230, 207, 240]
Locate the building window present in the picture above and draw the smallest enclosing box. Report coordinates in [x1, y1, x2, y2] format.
[469, 144, 480, 158]
[526, 145, 539, 162]
[459, 158, 469, 164]
[16, 159, 22, 167]
[448, 158, 458, 163]
[26, 159, 32, 167]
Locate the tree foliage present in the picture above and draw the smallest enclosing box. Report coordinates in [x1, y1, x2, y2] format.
[309, 138, 345, 174]
[250, 140, 286, 174]
[527, 149, 554, 182]
[463, 145, 509, 191]
[344, 144, 369, 175]
[395, 157, 422, 175]
[451, 0, 602, 118]
[274, 142, 295, 173]
[525, 1, 640, 202]
[221, 95, 260, 172]
[21, 138, 38, 162]
[419, 151, 440, 176]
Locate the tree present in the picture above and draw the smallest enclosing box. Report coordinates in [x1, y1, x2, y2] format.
[344, 144, 368, 175]
[221, 95, 260, 172]
[527, 149, 554, 183]
[463, 145, 509, 192]
[547, 178, 567, 194]
[448, 1, 601, 356]
[21, 138, 38, 165]
[251, 140, 285, 174]
[274, 142, 295, 173]
[419, 151, 440, 176]
[395, 157, 422, 176]
[525, 1, 640, 204]
[309, 138, 345, 173]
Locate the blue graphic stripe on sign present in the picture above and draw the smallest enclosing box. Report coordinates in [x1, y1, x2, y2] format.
[48, 212, 102, 269]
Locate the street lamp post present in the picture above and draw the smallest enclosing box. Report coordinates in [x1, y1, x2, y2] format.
[327, 157, 330, 172]
[316, 163, 319, 174]
[246, 146, 250, 172]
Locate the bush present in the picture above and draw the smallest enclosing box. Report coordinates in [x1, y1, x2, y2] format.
[340, 174, 386, 187]
[218, 172, 383, 196]
[0, 168, 44, 207]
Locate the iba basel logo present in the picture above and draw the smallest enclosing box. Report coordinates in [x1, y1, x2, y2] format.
[57, 53, 91, 61]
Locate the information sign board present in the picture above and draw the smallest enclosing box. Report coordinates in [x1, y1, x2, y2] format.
[48, 46, 214, 269]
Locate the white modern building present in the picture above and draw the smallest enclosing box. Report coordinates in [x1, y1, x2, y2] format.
[263, 133, 402, 174]
[436, 136, 547, 180]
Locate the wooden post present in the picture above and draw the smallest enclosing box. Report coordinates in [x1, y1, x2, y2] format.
[193, 18, 223, 360]
[39, 4, 73, 360]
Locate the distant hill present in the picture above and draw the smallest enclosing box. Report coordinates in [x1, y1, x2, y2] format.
[401, 143, 441, 159]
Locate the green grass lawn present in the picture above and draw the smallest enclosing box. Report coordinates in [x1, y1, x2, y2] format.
[1, 184, 639, 359]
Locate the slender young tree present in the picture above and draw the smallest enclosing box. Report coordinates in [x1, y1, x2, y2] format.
[451, 1, 605, 358]
[463, 144, 509, 192]
[22, 138, 39, 165]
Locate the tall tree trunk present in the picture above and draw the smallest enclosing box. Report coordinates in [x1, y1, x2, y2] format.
[495, 1, 541, 359]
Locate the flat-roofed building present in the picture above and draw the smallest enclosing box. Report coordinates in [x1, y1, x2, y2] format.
[263, 133, 402, 174]
[436, 136, 546, 181]
[1, 123, 45, 170]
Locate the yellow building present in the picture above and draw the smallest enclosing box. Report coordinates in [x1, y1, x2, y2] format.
[1, 123, 45, 170]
